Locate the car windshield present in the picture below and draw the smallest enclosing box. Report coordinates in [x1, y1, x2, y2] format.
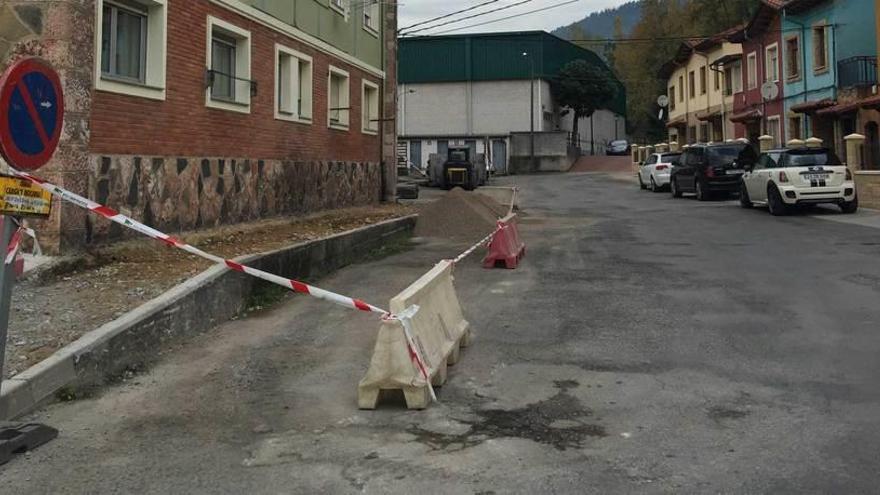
[783, 149, 842, 167]
[707, 145, 754, 167]
[661, 153, 681, 164]
[611, 140, 628, 146]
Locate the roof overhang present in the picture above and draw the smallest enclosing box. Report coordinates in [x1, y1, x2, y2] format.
[791, 98, 837, 113]
[729, 109, 763, 123]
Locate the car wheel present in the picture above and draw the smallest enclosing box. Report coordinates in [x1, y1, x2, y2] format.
[638, 173, 647, 190]
[739, 182, 753, 208]
[671, 177, 683, 198]
[695, 180, 709, 201]
[841, 195, 859, 214]
[767, 185, 788, 216]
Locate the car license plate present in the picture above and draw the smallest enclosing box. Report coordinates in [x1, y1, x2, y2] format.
[804, 173, 829, 180]
[726, 169, 744, 175]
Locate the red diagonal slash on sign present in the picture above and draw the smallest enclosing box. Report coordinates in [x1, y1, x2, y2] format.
[15, 78, 50, 148]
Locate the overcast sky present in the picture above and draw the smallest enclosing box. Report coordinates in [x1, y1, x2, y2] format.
[398, 0, 626, 36]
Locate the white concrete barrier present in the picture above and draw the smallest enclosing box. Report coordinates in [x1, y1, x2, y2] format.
[358, 260, 471, 409]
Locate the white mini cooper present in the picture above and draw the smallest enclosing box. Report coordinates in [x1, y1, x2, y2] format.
[739, 147, 858, 215]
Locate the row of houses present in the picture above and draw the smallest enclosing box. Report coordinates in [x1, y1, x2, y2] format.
[1, 0, 397, 253]
[662, 0, 880, 168]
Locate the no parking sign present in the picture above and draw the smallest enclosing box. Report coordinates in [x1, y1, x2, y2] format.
[0, 57, 64, 171]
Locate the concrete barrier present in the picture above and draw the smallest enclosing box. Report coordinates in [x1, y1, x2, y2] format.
[358, 260, 471, 410]
[483, 213, 526, 269]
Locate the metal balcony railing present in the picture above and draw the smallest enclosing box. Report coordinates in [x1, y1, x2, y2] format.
[838, 56, 878, 88]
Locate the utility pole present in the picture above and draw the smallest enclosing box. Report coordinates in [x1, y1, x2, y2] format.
[523, 52, 535, 171]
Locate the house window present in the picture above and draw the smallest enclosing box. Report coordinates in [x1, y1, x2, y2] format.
[714, 68, 720, 91]
[275, 45, 313, 122]
[689, 70, 695, 98]
[363, 0, 379, 34]
[699, 66, 707, 95]
[724, 66, 733, 95]
[785, 36, 800, 80]
[813, 24, 828, 72]
[699, 123, 709, 142]
[328, 66, 350, 129]
[362, 80, 380, 134]
[789, 115, 803, 141]
[678, 75, 684, 102]
[669, 86, 676, 110]
[747, 52, 757, 89]
[767, 116, 781, 147]
[330, 0, 348, 15]
[732, 61, 743, 93]
[765, 43, 779, 82]
[206, 16, 252, 113]
[95, 0, 167, 100]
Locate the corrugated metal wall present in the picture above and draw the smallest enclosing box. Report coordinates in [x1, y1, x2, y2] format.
[399, 31, 626, 115]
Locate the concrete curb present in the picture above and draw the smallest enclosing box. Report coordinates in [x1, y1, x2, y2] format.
[1, 215, 417, 419]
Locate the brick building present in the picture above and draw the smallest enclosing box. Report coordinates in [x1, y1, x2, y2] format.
[0, 0, 397, 253]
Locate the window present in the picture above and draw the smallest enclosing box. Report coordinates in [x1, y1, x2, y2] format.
[747, 52, 757, 89]
[699, 123, 709, 142]
[678, 75, 684, 102]
[669, 86, 676, 110]
[724, 66, 733, 95]
[95, 0, 167, 100]
[732, 61, 743, 93]
[362, 80, 379, 134]
[767, 116, 781, 147]
[275, 45, 313, 123]
[206, 17, 252, 113]
[330, 0, 348, 15]
[699, 66, 707, 95]
[714, 68, 720, 91]
[328, 66, 350, 129]
[765, 43, 779, 82]
[363, 0, 379, 34]
[689, 70, 695, 98]
[788, 115, 802, 141]
[813, 24, 828, 72]
[785, 36, 800, 80]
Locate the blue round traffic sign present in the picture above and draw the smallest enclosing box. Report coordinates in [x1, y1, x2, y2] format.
[0, 58, 64, 171]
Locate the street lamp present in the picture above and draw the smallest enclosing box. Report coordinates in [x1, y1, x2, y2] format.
[522, 52, 535, 171]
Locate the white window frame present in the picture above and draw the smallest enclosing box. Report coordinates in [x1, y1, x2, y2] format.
[765, 43, 779, 83]
[274, 44, 313, 124]
[330, 0, 348, 16]
[788, 114, 803, 141]
[363, 0, 379, 36]
[327, 65, 351, 130]
[732, 61, 743, 94]
[767, 116, 781, 147]
[94, 0, 167, 100]
[361, 79, 379, 135]
[785, 35, 801, 81]
[206, 16, 252, 114]
[747, 52, 758, 90]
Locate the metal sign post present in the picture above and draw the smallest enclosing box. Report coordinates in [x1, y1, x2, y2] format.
[0, 57, 63, 463]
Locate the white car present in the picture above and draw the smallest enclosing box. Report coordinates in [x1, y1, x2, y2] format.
[638, 152, 682, 192]
[739, 147, 858, 215]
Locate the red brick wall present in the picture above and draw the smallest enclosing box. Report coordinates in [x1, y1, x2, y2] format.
[89, 0, 382, 163]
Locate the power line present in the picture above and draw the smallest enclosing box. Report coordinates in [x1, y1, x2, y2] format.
[410, 0, 581, 36]
[398, 0, 502, 33]
[401, 0, 537, 36]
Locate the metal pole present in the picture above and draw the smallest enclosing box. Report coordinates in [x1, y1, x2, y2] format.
[0, 216, 17, 417]
[590, 113, 595, 156]
[529, 58, 535, 171]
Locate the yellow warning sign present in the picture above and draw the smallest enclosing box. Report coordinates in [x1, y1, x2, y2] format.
[0, 176, 51, 217]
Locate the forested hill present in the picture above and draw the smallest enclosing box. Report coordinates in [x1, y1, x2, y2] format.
[552, 1, 641, 39]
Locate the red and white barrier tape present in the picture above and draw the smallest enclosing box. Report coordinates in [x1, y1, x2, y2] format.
[450, 224, 502, 265]
[4, 226, 22, 265]
[8, 168, 388, 315]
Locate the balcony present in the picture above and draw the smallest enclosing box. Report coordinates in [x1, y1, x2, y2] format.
[838, 56, 878, 88]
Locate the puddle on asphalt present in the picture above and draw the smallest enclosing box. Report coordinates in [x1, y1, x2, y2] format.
[408, 380, 606, 452]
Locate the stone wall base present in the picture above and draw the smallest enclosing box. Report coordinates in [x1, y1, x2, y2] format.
[855, 171, 880, 210]
[78, 155, 382, 244]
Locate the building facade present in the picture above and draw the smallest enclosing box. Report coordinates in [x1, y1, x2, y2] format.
[729, 2, 786, 147]
[0, 0, 397, 253]
[661, 34, 742, 145]
[397, 31, 626, 174]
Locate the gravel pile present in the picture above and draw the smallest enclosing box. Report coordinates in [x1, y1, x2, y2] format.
[414, 188, 508, 241]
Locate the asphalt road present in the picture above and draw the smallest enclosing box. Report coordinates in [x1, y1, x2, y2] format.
[4, 171, 880, 493]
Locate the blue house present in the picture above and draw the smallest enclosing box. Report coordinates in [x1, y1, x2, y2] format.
[781, 0, 877, 155]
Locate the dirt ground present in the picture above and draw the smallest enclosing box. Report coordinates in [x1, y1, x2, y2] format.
[5, 204, 413, 378]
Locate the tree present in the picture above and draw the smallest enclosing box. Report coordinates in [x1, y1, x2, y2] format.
[551, 60, 619, 153]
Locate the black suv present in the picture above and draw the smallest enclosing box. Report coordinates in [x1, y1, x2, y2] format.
[670, 142, 758, 201]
